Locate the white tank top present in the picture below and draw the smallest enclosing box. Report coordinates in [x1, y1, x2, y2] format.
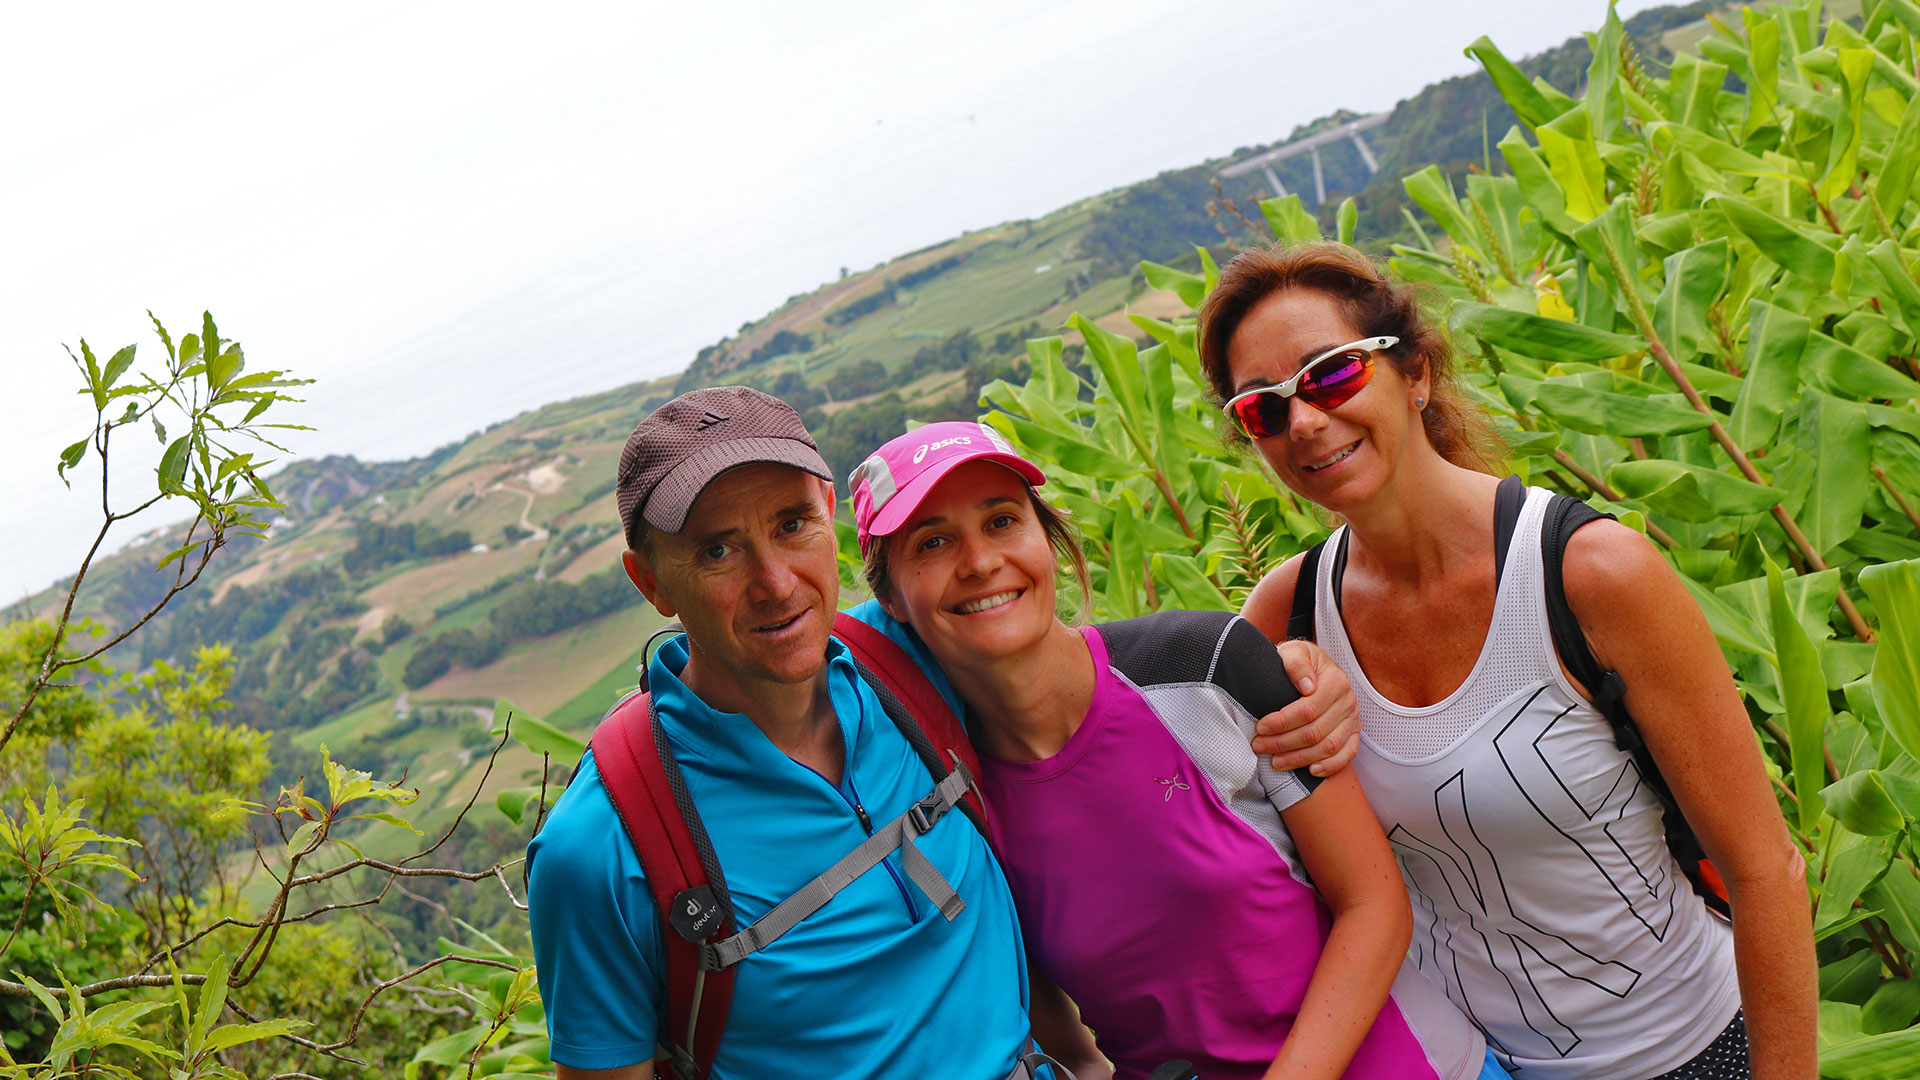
[1316, 486, 1739, 1080]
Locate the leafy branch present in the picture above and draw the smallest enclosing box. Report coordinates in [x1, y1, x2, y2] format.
[1599, 231, 1875, 641]
[2, 313, 311, 757]
[1, 729, 543, 1075]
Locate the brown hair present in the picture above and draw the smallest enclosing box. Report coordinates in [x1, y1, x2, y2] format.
[1197, 241, 1504, 473]
[864, 488, 1092, 622]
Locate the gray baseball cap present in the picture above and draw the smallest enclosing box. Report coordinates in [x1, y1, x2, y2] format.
[616, 385, 833, 544]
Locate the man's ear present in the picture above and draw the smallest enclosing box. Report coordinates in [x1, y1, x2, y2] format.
[816, 475, 839, 522]
[623, 548, 676, 618]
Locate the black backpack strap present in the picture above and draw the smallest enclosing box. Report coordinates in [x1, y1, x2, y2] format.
[1287, 541, 1327, 643]
[1539, 494, 1619, 716]
[1540, 493, 1731, 917]
[1493, 475, 1526, 585]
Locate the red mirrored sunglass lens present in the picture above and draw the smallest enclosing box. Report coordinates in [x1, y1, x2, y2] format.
[1295, 352, 1374, 410]
[1231, 351, 1377, 438]
[1229, 392, 1287, 439]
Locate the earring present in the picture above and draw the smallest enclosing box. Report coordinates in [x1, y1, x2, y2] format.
[1415, 397, 1427, 409]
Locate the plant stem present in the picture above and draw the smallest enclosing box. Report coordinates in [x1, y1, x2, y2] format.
[1760, 716, 1792, 755]
[1809, 183, 1843, 234]
[1769, 773, 1799, 806]
[1549, 448, 1680, 548]
[1868, 184, 1899, 242]
[0, 883, 33, 956]
[1877, 468, 1920, 533]
[1863, 917, 1914, 979]
[466, 1013, 511, 1080]
[1602, 233, 1876, 641]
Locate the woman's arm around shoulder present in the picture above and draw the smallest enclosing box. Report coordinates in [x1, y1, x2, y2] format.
[1561, 520, 1815, 1080]
[1265, 770, 1411, 1080]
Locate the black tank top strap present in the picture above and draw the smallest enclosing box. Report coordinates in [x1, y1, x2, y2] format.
[1286, 541, 1326, 643]
[1493, 474, 1526, 585]
[1289, 474, 1529, 646]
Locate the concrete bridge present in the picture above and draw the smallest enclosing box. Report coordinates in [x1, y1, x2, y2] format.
[1219, 112, 1389, 207]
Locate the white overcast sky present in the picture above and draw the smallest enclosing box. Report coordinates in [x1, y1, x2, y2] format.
[2, 0, 1668, 601]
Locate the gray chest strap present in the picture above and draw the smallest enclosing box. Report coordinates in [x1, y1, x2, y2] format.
[700, 763, 976, 971]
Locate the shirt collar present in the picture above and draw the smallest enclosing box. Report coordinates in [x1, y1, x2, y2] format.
[644, 633, 870, 764]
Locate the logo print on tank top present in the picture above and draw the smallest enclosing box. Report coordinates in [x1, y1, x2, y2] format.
[1387, 686, 1674, 1060]
[1155, 773, 1191, 801]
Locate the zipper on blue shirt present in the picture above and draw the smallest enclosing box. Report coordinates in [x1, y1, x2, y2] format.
[843, 771, 921, 922]
[793, 760, 921, 922]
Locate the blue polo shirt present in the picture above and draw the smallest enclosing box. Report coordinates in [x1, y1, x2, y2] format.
[527, 603, 1032, 1077]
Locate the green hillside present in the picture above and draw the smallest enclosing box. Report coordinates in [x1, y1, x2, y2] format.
[9, 0, 1751, 784]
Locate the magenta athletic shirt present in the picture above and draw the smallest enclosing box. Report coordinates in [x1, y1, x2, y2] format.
[977, 611, 1485, 1080]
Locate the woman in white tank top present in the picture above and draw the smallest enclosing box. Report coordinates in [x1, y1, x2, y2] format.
[1193, 241, 1814, 1080]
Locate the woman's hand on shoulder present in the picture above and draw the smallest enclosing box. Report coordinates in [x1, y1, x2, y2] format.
[1240, 554, 1360, 777]
[1257, 641, 1359, 776]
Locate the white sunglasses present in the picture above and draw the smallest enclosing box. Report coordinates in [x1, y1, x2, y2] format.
[1222, 335, 1398, 439]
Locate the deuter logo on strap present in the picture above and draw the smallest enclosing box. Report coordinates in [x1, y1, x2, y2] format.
[669, 885, 723, 942]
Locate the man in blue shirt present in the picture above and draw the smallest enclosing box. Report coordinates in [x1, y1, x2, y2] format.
[527, 386, 1359, 1079]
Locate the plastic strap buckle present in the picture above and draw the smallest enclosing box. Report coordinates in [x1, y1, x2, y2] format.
[908, 793, 941, 835]
[1595, 670, 1628, 712]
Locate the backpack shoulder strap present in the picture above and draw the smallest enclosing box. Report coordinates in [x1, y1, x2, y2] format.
[1538, 495, 1731, 918]
[832, 610, 992, 842]
[1539, 493, 1617, 713]
[590, 690, 735, 1080]
[1286, 541, 1327, 643]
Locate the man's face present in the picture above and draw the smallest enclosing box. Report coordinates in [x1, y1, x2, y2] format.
[624, 463, 841, 710]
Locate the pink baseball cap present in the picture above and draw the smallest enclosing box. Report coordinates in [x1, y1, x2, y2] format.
[850, 421, 1046, 555]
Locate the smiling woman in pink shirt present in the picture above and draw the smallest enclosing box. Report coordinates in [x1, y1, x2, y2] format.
[848, 422, 1506, 1080]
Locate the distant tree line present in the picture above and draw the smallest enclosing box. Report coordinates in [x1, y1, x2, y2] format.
[342, 520, 472, 574]
[402, 565, 641, 688]
[272, 624, 380, 728]
[402, 628, 507, 689]
[805, 321, 1042, 484]
[139, 567, 348, 668]
[906, 327, 981, 375]
[127, 563, 390, 732]
[824, 287, 895, 326]
[747, 329, 813, 366]
[488, 567, 636, 638]
[824, 252, 970, 326]
[894, 253, 966, 291]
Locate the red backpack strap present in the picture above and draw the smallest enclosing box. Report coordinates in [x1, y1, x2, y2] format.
[832, 611, 992, 842]
[590, 690, 735, 1079]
